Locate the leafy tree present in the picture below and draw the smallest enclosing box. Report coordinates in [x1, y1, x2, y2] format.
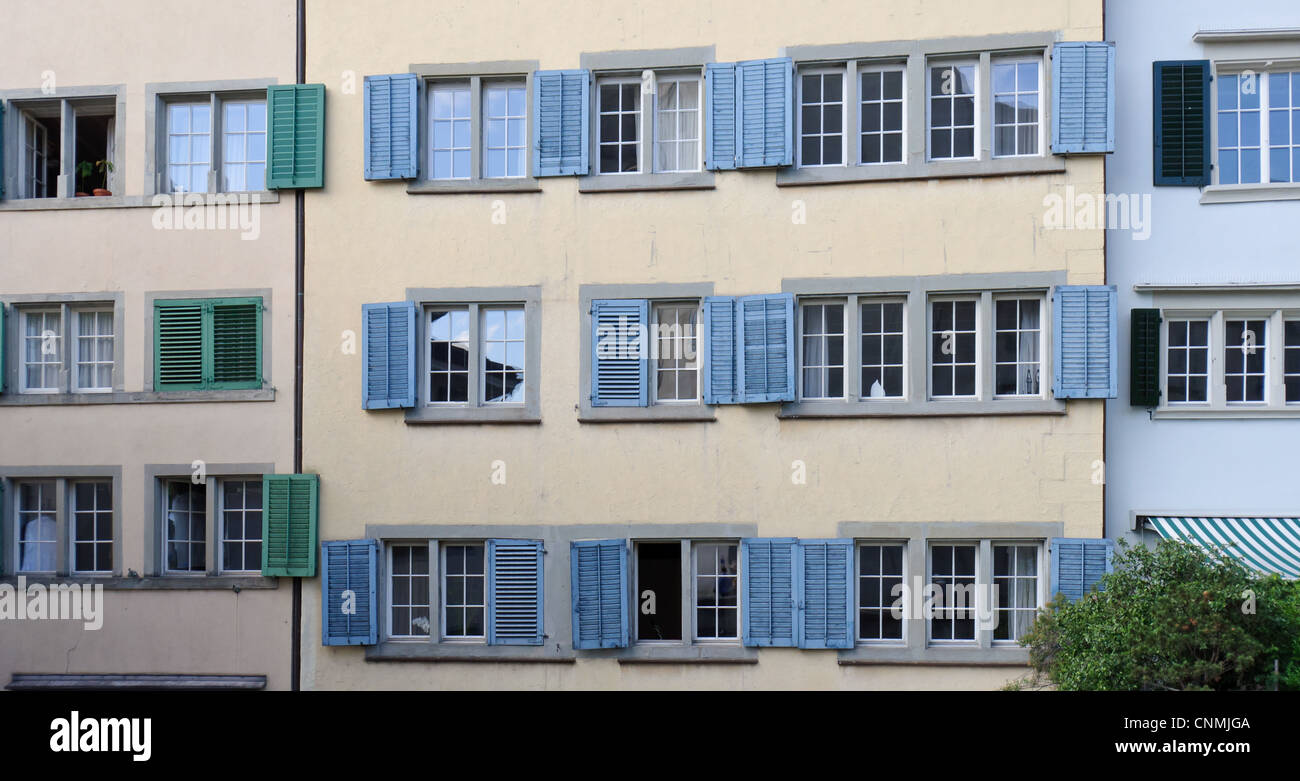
[1015, 539, 1299, 691]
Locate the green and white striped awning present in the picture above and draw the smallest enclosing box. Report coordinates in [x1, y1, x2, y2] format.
[1147, 517, 1300, 579]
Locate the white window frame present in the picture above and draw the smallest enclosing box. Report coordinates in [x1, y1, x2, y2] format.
[18, 308, 62, 394]
[1212, 66, 1300, 187]
[216, 478, 263, 575]
[422, 302, 527, 408]
[428, 80, 473, 181]
[387, 541, 433, 640]
[855, 541, 907, 646]
[859, 297, 907, 400]
[480, 305, 527, 405]
[991, 541, 1042, 645]
[20, 111, 52, 198]
[857, 64, 907, 166]
[1286, 317, 1300, 404]
[595, 75, 643, 175]
[219, 99, 268, 192]
[926, 59, 980, 162]
[481, 79, 528, 179]
[163, 92, 268, 194]
[991, 294, 1045, 399]
[690, 540, 741, 643]
[652, 73, 702, 174]
[70, 480, 114, 575]
[1158, 308, 1294, 413]
[439, 540, 487, 642]
[1163, 316, 1212, 406]
[797, 65, 848, 168]
[928, 296, 981, 400]
[72, 307, 114, 393]
[926, 542, 979, 645]
[161, 479, 206, 575]
[798, 298, 848, 401]
[650, 300, 702, 405]
[1223, 314, 1270, 406]
[15, 480, 58, 575]
[990, 56, 1044, 159]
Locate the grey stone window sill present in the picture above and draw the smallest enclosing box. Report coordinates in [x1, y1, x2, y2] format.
[579, 405, 716, 423]
[578, 171, 714, 193]
[406, 179, 541, 194]
[8, 674, 267, 690]
[1, 575, 278, 591]
[404, 406, 541, 425]
[613, 645, 758, 664]
[0, 191, 280, 211]
[0, 389, 275, 405]
[1199, 183, 1300, 204]
[365, 642, 575, 663]
[837, 646, 1030, 666]
[779, 398, 1065, 418]
[776, 156, 1066, 187]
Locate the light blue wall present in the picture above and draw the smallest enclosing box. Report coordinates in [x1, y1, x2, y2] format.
[1105, 0, 1300, 542]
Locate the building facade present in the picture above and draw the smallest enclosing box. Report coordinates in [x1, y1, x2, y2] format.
[0, 0, 307, 690]
[1105, 1, 1300, 577]
[301, 0, 1117, 689]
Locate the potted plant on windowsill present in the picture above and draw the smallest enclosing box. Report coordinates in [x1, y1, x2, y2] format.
[76, 159, 115, 196]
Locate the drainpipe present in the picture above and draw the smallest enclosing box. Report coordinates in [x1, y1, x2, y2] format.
[291, 0, 306, 693]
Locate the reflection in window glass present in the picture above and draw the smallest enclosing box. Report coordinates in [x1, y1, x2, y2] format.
[166, 480, 206, 573]
[929, 64, 976, 159]
[860, 69, 904, 164]
[431, 84, 472, 180]
[992, 61, 1039, 157]
[483, 83, 526, 178]
[168, 102, 212, 193]
[428, 308, 470, 403]
[694, 543, 738, 640]
[482, 307, 525, 403]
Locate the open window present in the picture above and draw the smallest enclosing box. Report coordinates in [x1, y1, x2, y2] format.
[10, 95, 118, 199]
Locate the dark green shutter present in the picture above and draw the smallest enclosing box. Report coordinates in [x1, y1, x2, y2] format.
[156, 297, 262, 390]
[155, 302, 205, 389]
[262, 474, 319, 577]
[1153, 61, 1211, 186]
[211, 300, 261, 387]
[0, 302, 6, 392]
[266, 84, 325, 189]
[1, 100, 6, 198]
[1131, 308, 1161, 407]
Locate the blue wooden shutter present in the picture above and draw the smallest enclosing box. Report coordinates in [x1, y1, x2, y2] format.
[797, 539, 854, 649]
[321, 539, 378, 646]
[571, 539, 628, 649]
[533, 69, 590, 176]
[741, 538, 798, 647]
[266, 83, 326, 188]
[591, 299, 648, 407]
[1053, 285, 1117, 399]
[704, 63, 737, 170]
[361, 302, 416, 409]
[702, 296, 739, 404]
[735, 58, 793, 168]
[363, 73, 418, 180]
[738, 293, 796, 403]
[1052, 42, 1115, 154]
[488, 539, 544, 646]
[1050, 538, 1114, 602]
[1153, 61, 1211, 186]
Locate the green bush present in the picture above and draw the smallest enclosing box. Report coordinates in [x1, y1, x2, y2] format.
[1018, 539, 1299, 691]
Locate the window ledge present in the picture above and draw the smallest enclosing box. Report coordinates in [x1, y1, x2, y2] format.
[1200, 183, 1300, 204]
[1152, 406, 1300, 420]
[365, 642, 575, 663]
[578, 405, 716, 423]
[8, 674, 267, 690]
[404, 406, 540, 425]
[406, 179, 541, 194]
[614, 645, 758, 664]
[837, 646, 1030, 666]
[776, 156, 1066, 187]
[0, 389, 275, 405]
[1, 575, 278, 591]
[578, 171, 715, 193]
[779, 398, 1066, 418]
[0, 191, 280, 211]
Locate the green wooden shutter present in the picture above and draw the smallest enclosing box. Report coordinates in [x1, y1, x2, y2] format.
[1131, 308, 1161, 407]
[155, 301, 205, 389]
[1153, 61, 1211, 186]
[211, 300, 262, 388]
[266, 84, 325, 189]
[156, 298, 262, 391]
[0, 101, 6, 198]
[0, 302, 6, 392]
[262, 473, 319, 577]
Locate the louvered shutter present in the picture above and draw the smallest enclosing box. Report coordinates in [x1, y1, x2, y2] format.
[738, 293, 796, 402]
[266, 83, 325, 189]
[533, 69, 590, 176]
[591, 299, 648, 407]
[571, 539, 628, 649]
[262, 474, 319, 577]
[1052, 42, 1115, 154]
[741, 538, 797, 647]
[1053, 285, 1117, 399]
[155, 301, 205, 389]
[1050, 537, 1114, 602]
[702, 296, 739, 404]
[363, 74, 418, 180]
[0, 101, 5, 198]
[361, 301, 416, 409]
[211, 299, 262, 388]
[798, 539, 854, 649]
[0, 302, 6, 392]
[1153, 61, 1211, 186]
[321, 539, 378, 645]
[704, 63, 737, 170]
[488, 539, 544, 646]
[735, 58, 793, 168]
[1130, 308, 1162, 407]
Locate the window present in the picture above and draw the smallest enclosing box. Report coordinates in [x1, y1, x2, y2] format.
[1225, 318, 1267, 403]
[17, 481, 57, 573]
[15, 303, 118, 395]
[1165, 319, 1210, 404]
[858, 544, 904, 642]
[928, 62, 977, 160]
[442, 543, 485, 639]
[219, 480, 262, 573]
[425, 304, 526, 406]
[21, 110, 55, 197]
[993, 544, 1038, 642]
[1216, 70, 1300, 185]
[20, 309, 61, 393]
[635, 542, 683, 641]
[654, 76, 701, 173]
[1159, 309, 1300, 413]
[72, 481, 113, 575]
[994, 297, 1042, 397]
[153, 297, 263, 391]
[652, 302, 699, 403]
[483, 82, 527, 178]
[860, 67, 904, 164]
[164, 480, 206, 573]
[800, 301, 846, 399]
[389, 543, 431, 638]
[928, 544, 976, 641]
[799, 69, 845, 167]
[930, 299, 978, 398]
[991, 59, 1040, 157]
[13, 96, 117, 199]
[1287, 320, 1300, 403]
[597, 78, 641, 174]
[417, 72, 531, 184]
[165, 94, 267, 193]
[860, 300, 904, 398]
[74, 309, 114, 392]
[693, 542, 739, 641]
[430, 83, 472, 180]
